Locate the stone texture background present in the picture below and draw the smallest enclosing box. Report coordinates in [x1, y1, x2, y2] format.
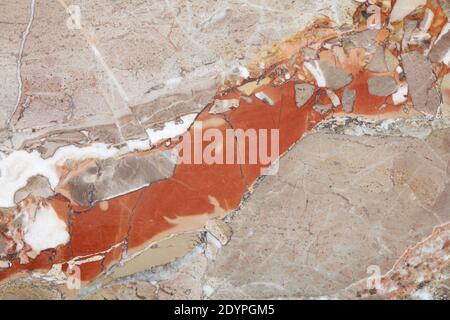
[62, 128, 450, 300]
[1, 0, 449, 300]
[3, 125, 441, 300]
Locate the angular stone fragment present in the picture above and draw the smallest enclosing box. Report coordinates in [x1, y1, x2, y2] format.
[88, 124, 123, 144]
[408, 7, 433, 49]
[368, 76, 398, 96]
[130, 89, 214, 128]
[419, 8, 434, 32]
[367, 46, 388, 72]
[65, 150, 176, 206]
[326, 90, 340, 107]
[205, 219, 233, 246]
[392, 83, 409, 105]
[47, 131, 87, 144]
[255, 92, 274, 106]
[321, 62, 353, 90]
[385, 49, 400, 72]
[14, 175, 54, 204]
[401, 51, 441, 115]
[342, 88, 356, 113]
[20, 132, 89, 160]
[312, 104, 332, 115]
[117, 114, 147, 140]
[238, 78, 271, 96]
[209, 99, 239, 114]
[311, 61, 353, 90]
[345, 29, 379, 50]
[110, 232, 201, 280]
[294, 83, 315, 108]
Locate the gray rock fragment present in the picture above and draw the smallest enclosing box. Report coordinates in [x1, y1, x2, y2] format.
[294, 83, 315, 108]
[312, 104, 332, 115]
[318, 61, 353, 90]
[368, 76, 398, 97]
[342, 88, 356, 113]
[14, 175, 54, 204]
[345, 29, 379, 51]
[67, 150, 176, 206]
[401, 51, 441, 115]
[367, 46, 388, 73]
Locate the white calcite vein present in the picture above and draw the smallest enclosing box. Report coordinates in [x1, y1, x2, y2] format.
[0, 113, 197, 207]
[10, 0, 36, 126]
[23, 204, 69, 253]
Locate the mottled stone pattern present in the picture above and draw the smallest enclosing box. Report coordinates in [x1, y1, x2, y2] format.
[206, 130, 450, 298]
[0, 0, 449, 300]
[401, 52, 441, 115]
[0, 0, 358, 149]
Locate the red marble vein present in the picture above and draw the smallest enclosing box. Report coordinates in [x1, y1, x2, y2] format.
[0, 0, 448, 285]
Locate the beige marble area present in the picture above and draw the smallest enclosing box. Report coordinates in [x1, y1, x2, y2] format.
[1, 0, 357, 149]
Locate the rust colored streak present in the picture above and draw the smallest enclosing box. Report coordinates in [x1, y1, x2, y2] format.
[0, 251, 55, 283]
[75, 245, 123, 282]
[69, 189, 142, 256]
[345, 70, 397, 115]
[102, 245, 123, 270]
[226, 82, 323, 183]
[128, 115, 247, 249]
[0, 78, 410, 283]
[78, 260, 104, 282]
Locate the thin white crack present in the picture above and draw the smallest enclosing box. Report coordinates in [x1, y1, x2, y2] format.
[10, 0, 36, 127]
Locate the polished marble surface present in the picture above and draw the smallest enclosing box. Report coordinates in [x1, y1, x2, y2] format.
[0, 0, 449, 299]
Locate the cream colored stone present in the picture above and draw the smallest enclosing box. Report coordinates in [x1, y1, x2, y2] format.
[111, 232, 200, 279]
[205, 219, 233, 246]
